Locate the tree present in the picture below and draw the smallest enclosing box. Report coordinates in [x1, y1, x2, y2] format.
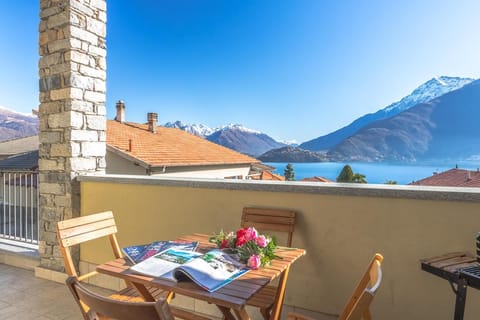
[385, 180, 398, 185]
[284, 163, 295, 181]
[336, 165, 354, 182]
[352, 173, 367, 184]
[336, 164, 367, 183]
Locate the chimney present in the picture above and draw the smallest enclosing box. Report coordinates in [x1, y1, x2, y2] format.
[147, 112, 158, 133]
[115, 100, 125, 123]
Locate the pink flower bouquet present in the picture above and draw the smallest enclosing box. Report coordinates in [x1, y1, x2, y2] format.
[209, 227, 278, 269]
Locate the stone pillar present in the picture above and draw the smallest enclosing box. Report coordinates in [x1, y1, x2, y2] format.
[38, 0, 107, 271]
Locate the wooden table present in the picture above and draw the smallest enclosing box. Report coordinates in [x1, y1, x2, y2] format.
[420, 252, 480, 320]
[96, 233, 306, 320]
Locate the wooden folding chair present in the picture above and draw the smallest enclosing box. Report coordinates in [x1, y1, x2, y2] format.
[56, 211, 167, 304]
[58, 211, 211, 320]
[241, 207, 296, 320]
[66, 276, 173, 320]
[288, 253, 384, 320]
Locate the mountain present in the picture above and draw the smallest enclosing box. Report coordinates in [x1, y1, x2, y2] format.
[162, 121, 285, 157]
[206, 124, 285, 157]
[327, 79, 480, 162]
[0, 106, 38, 141]
[258, 146, 327, 162]
[300, 76, 475, 152]
[164, 120, 214, 137]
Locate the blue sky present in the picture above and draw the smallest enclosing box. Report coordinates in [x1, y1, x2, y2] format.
[0, 1, 479, 142]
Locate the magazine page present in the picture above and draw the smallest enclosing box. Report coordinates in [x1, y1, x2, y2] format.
[123, 241, 198, 264]
[130, 249, 202, 280]
[173, 249, 250, 292]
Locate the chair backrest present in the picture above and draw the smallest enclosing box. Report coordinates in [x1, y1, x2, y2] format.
[57, 211, 123, 280]
[339, 253, 383, 320]
[241, 207, 296, 247]
[66, 276, 173, 320]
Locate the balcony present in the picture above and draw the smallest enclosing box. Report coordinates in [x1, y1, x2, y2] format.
[3, 174, 480, 319]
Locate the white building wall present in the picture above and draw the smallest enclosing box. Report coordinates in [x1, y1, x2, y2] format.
[105, 152, 147, 175]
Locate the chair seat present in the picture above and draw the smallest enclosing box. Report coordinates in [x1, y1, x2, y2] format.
[106, 286, 209, 320]
[108, 286, 168, 302]
[246, 284, 277, 308]
[80, 286, 167, 317]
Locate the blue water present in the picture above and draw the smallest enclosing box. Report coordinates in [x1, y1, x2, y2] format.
[266, 161, 480, 185]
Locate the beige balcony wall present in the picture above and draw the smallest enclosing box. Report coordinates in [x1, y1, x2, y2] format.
[79, 175, 480, 320]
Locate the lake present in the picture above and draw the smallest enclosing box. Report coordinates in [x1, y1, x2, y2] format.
[265, 161, 480, 185]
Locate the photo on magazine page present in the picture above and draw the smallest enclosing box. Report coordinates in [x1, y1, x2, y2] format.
[129, 249, 202, 279]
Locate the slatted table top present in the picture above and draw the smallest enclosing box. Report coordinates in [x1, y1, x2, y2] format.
[420, 251, 478, 283]
[420, 251, 480, 320]
[97, 233, 306, 311]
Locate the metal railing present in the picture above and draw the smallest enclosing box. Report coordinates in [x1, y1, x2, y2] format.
[0, 171, 39, 244]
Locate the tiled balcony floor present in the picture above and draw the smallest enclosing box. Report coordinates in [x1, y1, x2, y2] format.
[0, 263, 82, 320]
[0, 262, 335, 320]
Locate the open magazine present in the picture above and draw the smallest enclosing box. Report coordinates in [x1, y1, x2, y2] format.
[129, 248, 250, 292]
[122, 241, 198, 264]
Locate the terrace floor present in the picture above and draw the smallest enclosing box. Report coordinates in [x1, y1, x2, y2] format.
[0, 239, 335, 320]
[0, 262, 338, 320]
[0, 263, 82, 320]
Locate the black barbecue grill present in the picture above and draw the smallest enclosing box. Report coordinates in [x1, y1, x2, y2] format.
[459, 265, 480, 289]
[421, 251, 480, 320]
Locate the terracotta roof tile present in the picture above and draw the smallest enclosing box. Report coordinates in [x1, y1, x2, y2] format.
[107, 120, 259, 167]
[409, 168, 480, 187]
[250, 170, 285, 181]
[301, 176, 333, 183]
[261, 171, 285, 181]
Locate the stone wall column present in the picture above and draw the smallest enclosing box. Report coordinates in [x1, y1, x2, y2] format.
[38, 0, 107, 271]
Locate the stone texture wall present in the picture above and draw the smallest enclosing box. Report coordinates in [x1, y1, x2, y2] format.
[38, 0, 107, 271]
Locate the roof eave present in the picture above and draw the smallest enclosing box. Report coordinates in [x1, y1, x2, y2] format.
[148, 161, 259, 169]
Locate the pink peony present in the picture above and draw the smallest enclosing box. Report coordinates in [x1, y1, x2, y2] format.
[245, 227, 258, 241]
[247, 254, 261, 269]
[255, 235, 268, 247]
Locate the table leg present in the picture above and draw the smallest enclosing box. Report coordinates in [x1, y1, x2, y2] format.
[130, 282, 156, 302]
[269, 265, 291, 320]
[453, 279, 467, 320]
[129, 280, 174, 303]
[216, 306, 237, 320]
[233, 307, 251, 320]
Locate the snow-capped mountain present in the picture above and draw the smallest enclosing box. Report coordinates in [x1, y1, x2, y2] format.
[0, 106, 38, 141]
[162, 121, 285, 157]
[383, 76, 474, 113]
[163, 120, 215, 137]
[300, 76, 475, 152]
[207, 125, 285, 157]
[218, 123, 260, 133]
[327, 79, 480, 162]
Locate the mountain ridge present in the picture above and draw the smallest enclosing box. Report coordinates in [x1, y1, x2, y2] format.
[258, 146, 327, 162]
[327, 79, 480, 162]
[300, 76, 474, 152]
[0, 106, 38, 142]
[163, 121, 285, 157]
